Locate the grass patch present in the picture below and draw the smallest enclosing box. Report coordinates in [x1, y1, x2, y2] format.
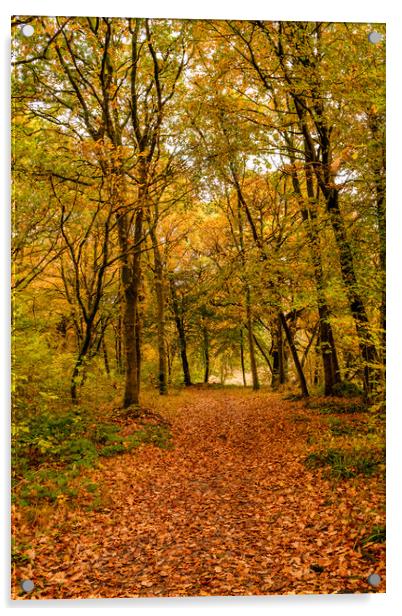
[361, 525, 386, 545]
[318, 403, 366, 415]
[304, 447, 385, 479]
[12, 406, 172, 506]
[290, 414, 310, 423]
[305, 398, 366, 415]
[327, 417, 366, 436]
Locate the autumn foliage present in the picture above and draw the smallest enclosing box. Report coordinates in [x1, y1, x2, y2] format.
[11, 17, 385, 599]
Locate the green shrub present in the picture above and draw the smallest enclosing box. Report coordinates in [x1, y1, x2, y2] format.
[99, 443, 127, 457]
[331, 381, 364, 397]
[304, 447, 384, 478]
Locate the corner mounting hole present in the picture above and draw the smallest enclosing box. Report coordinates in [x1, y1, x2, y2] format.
[368, 31, 382, 44]
[20, 579, 35, 593]
[21, 24, 35, 37]
[367, 573, 381, 587]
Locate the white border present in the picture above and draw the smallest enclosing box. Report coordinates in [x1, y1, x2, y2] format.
[2, 2, 402, 615]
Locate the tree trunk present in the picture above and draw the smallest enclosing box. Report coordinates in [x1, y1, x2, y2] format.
[271, 314, 285, 389]
[115, 314, 123, 374]
[118, 204, 143, 409]
[246, 287, 260, 391]
[289, 158, 341, 395]
[203, 325, 210, 384]
[240, 328, 247, 386]
[166, 341, 173, 384]
[326, 189, 379, 398]
[170, 277, 192, 386]
[279, 312, 309, 397]
[368, 110, 386, 362]
[102, 336, 110, 376]
[150, 226, 168, 395]
[70, 326, 92, 402]
[306, 223, 341, 395]
[253, 333, 273, 374]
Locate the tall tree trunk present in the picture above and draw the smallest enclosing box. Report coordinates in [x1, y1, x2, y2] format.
[368, 109, 386, 363]
[304, 211, 341, 394]
[70, 326, 92, 402]
[240, 328, 247, 386]
[102, 336, 110, 376]
[203, 325, 210, 384]
[288, 157, 341, 395]
[118, 204, 144, 409]
[271, 314, 285, 389]
[170, 277, 192, 386]
[279, 312, 309, 397]
[301, 321, 319, 369]
[166, 341, 173, 384]
[325, 188, 379, 398]
[246, 287, 260, 390]
[292, 86, 378, 398]
[115, 314, 123, 374]
[274, 38, 379, 398]
[149, 225, 168, 395]
[253, 333, 273, 374]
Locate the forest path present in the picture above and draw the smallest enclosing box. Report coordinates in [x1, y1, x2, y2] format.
[22, 389, 385, 598]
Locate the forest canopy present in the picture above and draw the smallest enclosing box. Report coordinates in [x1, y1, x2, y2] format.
[11, 17, 385, 408]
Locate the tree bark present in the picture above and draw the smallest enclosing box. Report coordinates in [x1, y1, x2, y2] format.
[368, 109, 386, 362]
[246, 287, 260, 390]
[287, 154, 341, 395]
[149, 225, 168, 395]
[170, 277, 192, 386]
[326, 189, 379, 398]
[203, 325, 210, 384]
[118, 201, 144, 409]
[271, 314, 286, 389]
[240, 328, 247, 386]
[279, 312, 309, 397]
[253, 333, 273, 374]
[102, 338, 110, 375]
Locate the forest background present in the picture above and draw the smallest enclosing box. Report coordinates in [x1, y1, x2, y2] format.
[4, 0, 402, 612]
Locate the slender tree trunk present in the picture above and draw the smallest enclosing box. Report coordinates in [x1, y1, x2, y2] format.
[301, 321, 319, 369]
[240, 328, 247, 386]
[115, 314, 123, 374]
[306, 219, 341, 394]
[71, 326, 92, 402]
[279, 57, 378, 397]
[326, 188, 379, 398]
[279, 312, 309, 397]
[150, 226, 168, 395]
[289, 159, 341, 394]
[170, 277, 192, 386]
[118, 204, 144, 409]
[368, 110, 386, 362]
[294, 93, 378, 398]
[102, 336, 110, 376]
[271, 314, 285, 389]
[203, 325, 210, 384]
[246, 287, 260, 391]
[253, 333, 273, 373]
[313, 330, 321, 386]
[166, 341, 173, 384]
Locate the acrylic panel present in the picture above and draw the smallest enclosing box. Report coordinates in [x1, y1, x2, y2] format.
[11, 15, 386, 600]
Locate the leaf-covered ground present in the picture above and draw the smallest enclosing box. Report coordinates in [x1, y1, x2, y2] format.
[11, 389, 385, 599]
